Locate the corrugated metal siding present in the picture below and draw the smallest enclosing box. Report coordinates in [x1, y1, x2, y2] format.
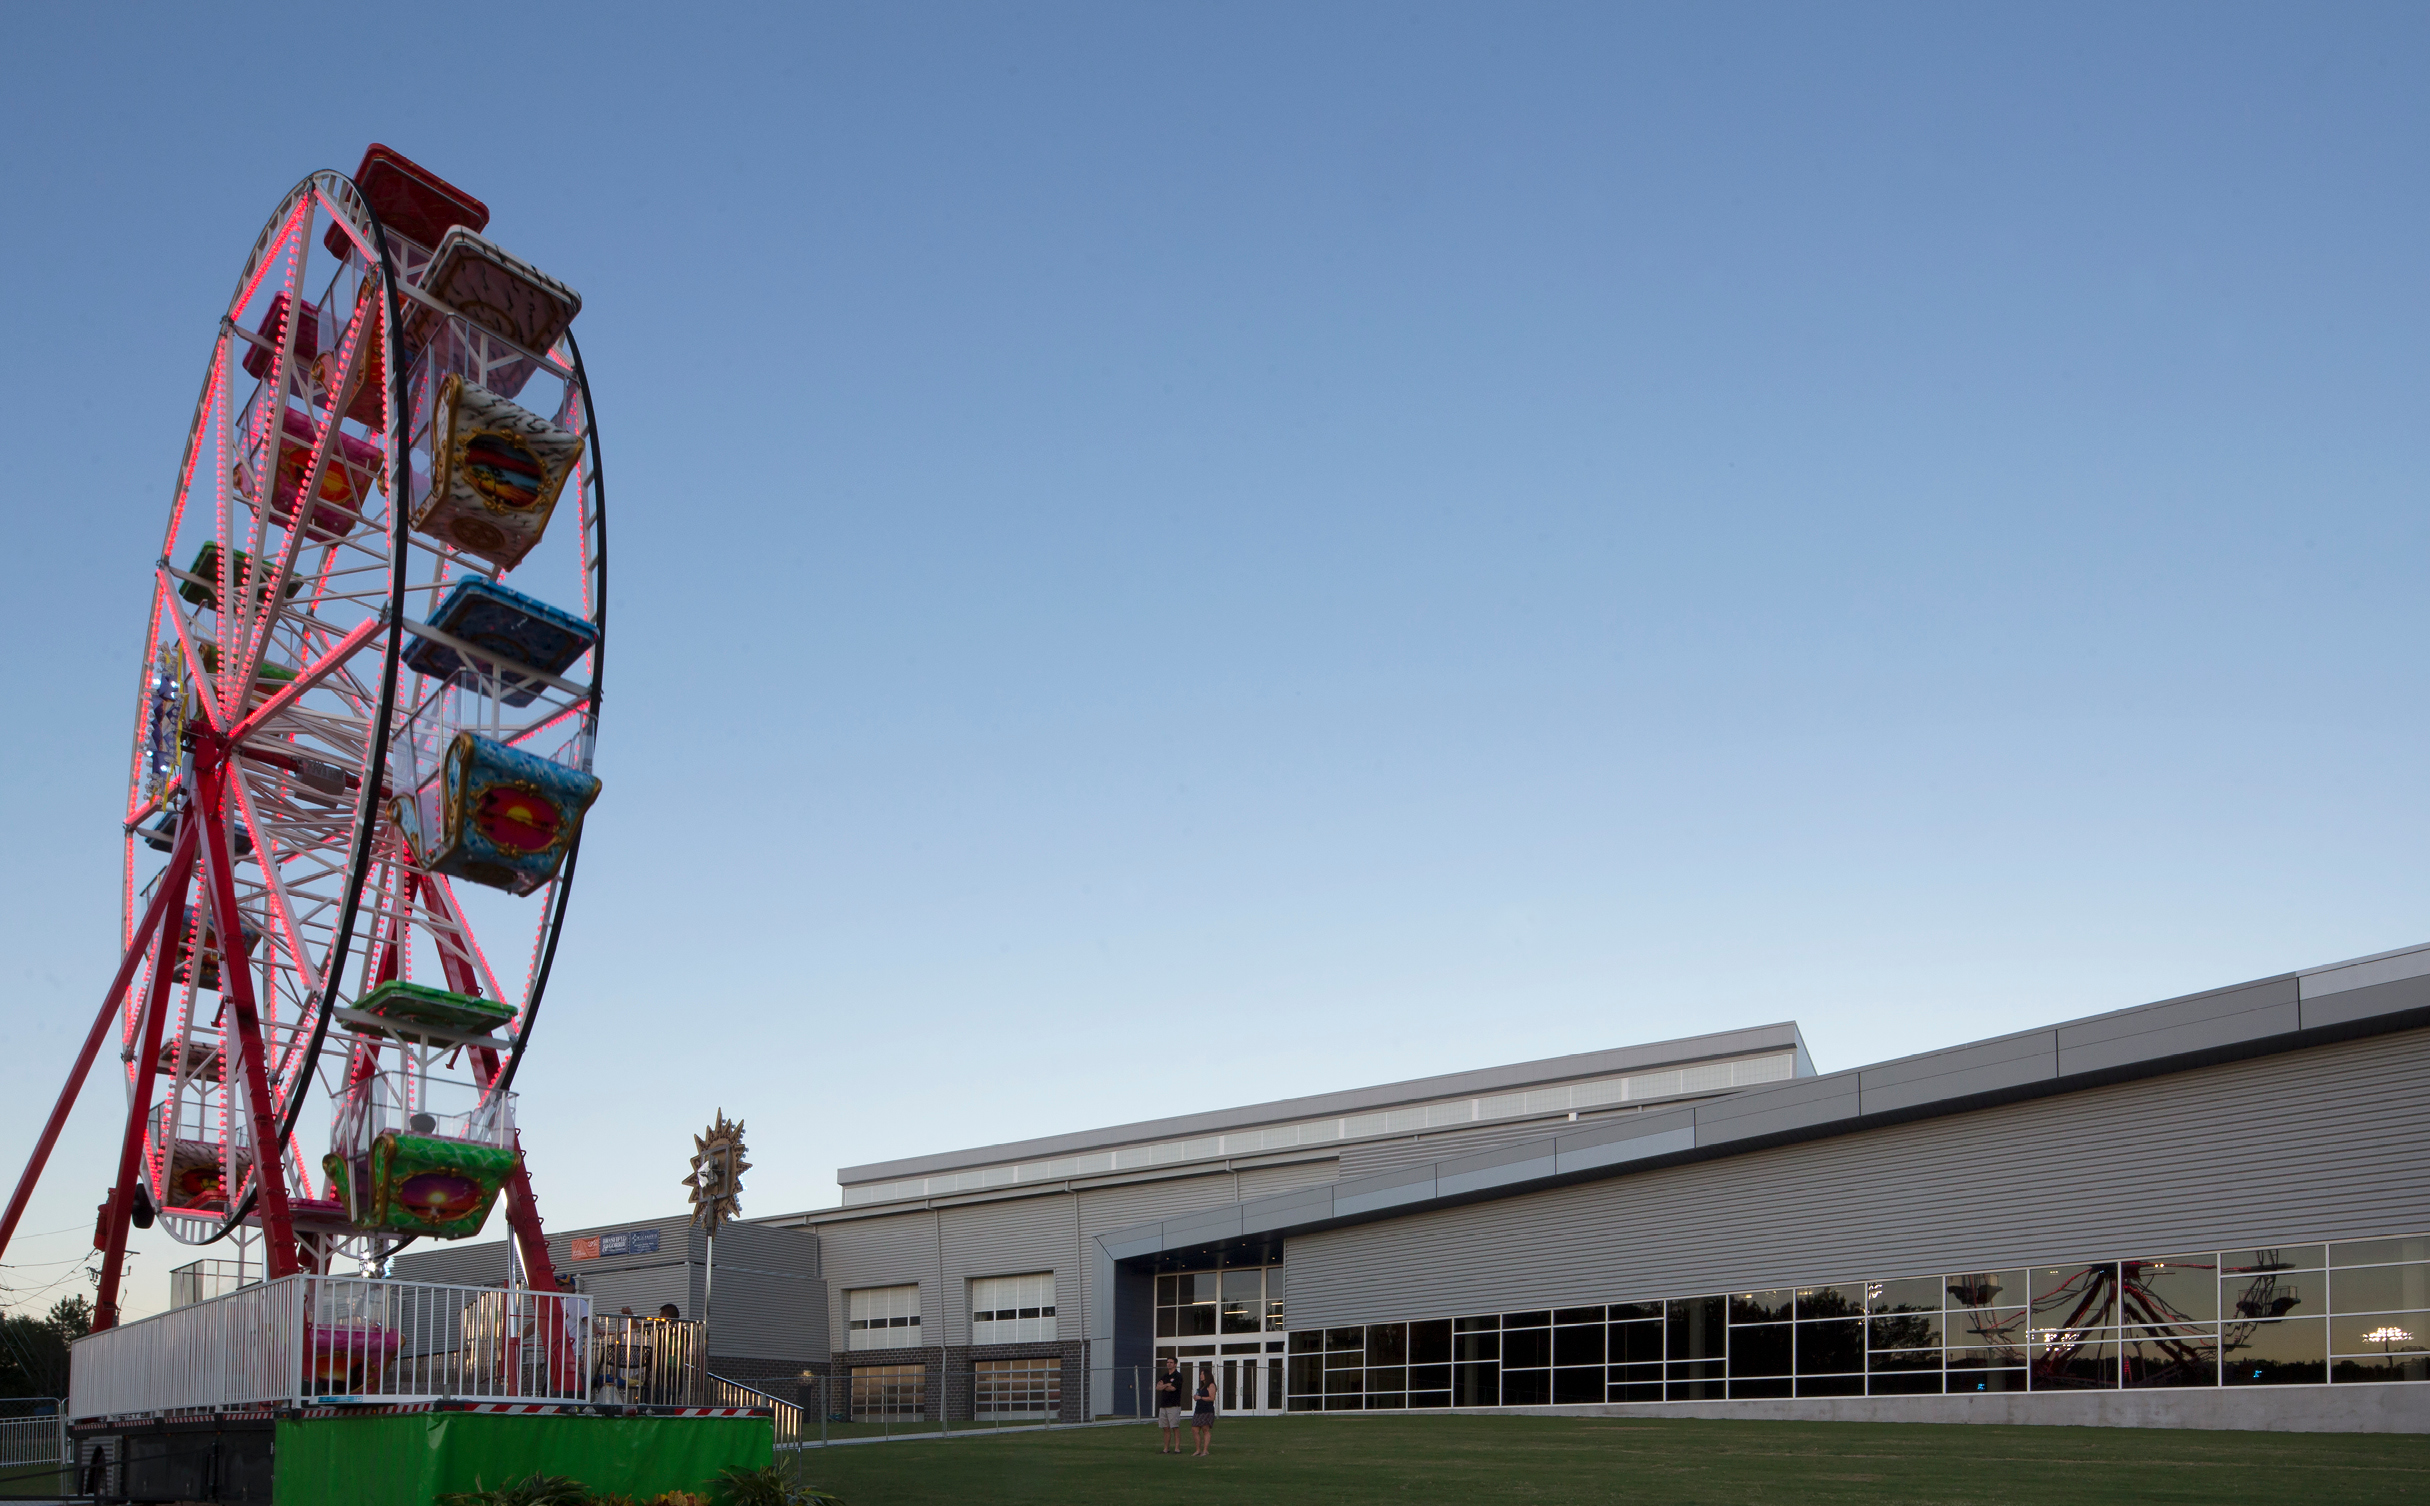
[706, 1261, 822, 1360]
[817, 1210, 943, 1356]
[1289, 1028, 2430, 1328]
[938, 1196, 1077, 1347]
[574, 1265, 691, 1321]
[390, 1240, 514, 1287]
[1335, 1112, 1654, 1179]
[1235, 1159, 1340, 1200]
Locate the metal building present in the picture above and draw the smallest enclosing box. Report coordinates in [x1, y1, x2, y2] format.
[414, 938, 2430, 1431]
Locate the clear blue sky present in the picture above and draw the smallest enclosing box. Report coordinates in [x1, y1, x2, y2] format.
[4, 3, 2427, 1314]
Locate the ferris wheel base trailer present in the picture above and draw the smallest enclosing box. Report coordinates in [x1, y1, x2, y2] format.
[68, 1404, 774, 1506]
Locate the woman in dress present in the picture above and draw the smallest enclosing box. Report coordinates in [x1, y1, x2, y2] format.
[1191, 1363, 1217, 1456]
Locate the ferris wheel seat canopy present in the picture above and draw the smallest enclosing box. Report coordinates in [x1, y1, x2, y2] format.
[410, 375, 582, 571]
[353, 979, 517, 1037]
[405, 228, 582, 363]
[322, 143, 490, 261]
[403, 578, 597, 707]
[240, 293, 318, 381]
[324, 1131, 517, 1240]
[392, 732, 601, 897]
[179, 540, 303, 612]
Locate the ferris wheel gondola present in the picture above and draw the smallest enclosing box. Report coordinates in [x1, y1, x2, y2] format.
[0, 144, 607, 1325]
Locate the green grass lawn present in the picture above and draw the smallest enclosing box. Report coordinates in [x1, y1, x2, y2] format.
[786, 1414, 2430, 1505]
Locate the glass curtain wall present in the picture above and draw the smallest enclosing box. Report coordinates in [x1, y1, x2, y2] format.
[1285, 1234, 2430, 1410]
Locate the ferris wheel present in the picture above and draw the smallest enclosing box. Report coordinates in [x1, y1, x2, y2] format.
[0, 145, 605, 1326]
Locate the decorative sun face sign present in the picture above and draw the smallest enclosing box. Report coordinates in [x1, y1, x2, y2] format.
[686, 1112, 749, 1233]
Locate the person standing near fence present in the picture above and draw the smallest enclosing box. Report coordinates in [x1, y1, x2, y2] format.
[1153, 1357, 1184, 1453]
[1191, 1364, 1216, 1457]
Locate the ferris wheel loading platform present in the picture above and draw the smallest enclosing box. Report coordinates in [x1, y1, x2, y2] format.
[59, 1274, 774, 1506]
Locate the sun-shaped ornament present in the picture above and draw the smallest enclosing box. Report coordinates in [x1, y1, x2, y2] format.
[684, 1111, 749, 1233]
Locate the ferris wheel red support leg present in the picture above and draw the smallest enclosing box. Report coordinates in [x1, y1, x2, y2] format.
[92, 885, 187, 1332]
[194, 746, 301, 1280]
[0, 817, 198, 1270]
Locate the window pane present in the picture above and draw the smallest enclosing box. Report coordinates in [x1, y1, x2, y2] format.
[2120, 1329, 2215, 1389]
[1452, 1363, 1498, 1407]
[1554, 1306, 1605, 1326]
[1504, 1310, 1551, 1329]
[2334, 1355, 2430, 1384]
[2335, 1237, 2430, 1268]
[2028, 1336, 2116, 1390]
[1607, 1301, 1664, 1322]
[2122, 1256, 2217, 1325]
[1946, 1271, 2026, 1309]
[1797, 1373, 1864, 1397]
[1156, 1274, 1178, 1306]
[1668, 1297, 1726, 1361]
[1454, 1315, 1500, 1332]
[1502, 1328, 1550, 1368]
[1946, 1307, 2026, 1349]
[2332, 1311, 2430, 1356]
[1554, 1325, 1603, 1367]
[1796, 1284, 1865, 1320]
[1867, 1347, 1941, 1374]
[1455, 1332, 1499, 1363]
[1611, 1320, 1664, 1364]
[1324, 1367, 1362, 1395]
[1221, 1269, 1263, 1302]
[1869, 1277, 1940, 1315]
[1410, 1320, 1453, 1365]
[1180, 1303, 1217, 1336]
[2222, 1317, 2327, 1386]
[1287, 1355, 1323, 1395]
[1731, 1289, 1792, 1324]
[2031, 1265, 2118, 1329]
[1410, 1363, 1452, 1391]
[1326, 1326, 1366, 1352]
[1946, 1342, 2030, 1370]
[2222, 1246, 2324, 1275]
[1366, 1366, 1406, 1395]
[1367, 1323, 1409, 1367]
[2333, 1265, 2430, 1315]
[1499, 1369, 1549, 1406]
[1156, 1308, 1177, 1338]
[1948, 1368, 2026, 1393]
[1730, 1376, 1793, 1399]
[1796, 1319, 1864, 1374]
[1869, 1312, 1941, 1351]
[1553, 1368, 1601, 1404]
[1288, 1329, 1320, 1353]
[1730, 1323, 1791, 1377]
[2224, 1268, 2320, 1321]
[1869, 1371, 1942, 1395]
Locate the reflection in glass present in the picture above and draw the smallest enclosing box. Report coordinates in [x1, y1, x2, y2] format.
[1454, 1314, 1500, 1332]
[1947, 1342, 2029, 1371]
[1797, 1319, 1864, 1375]
[1608, 1301, 1664, 1322]
[1946, 1271, 2025, 1309]
[1869, 1371, 1943, 1395]
[1947, 1368, 2026, 1393]
[2332, 1265, 2430, 1316]
[2221, 1246, 2324, 1275]
[1554, 1306, 1605, 1325]
[2028, 1334, 2116, 1389]
[1947, 1307, 2026, 1349]
[1869, 1312, 1940, 1351]
[2120, 1326, 2216, 1389]
[1455, 1332, 1500, 1363]
[1452, 1363, 1498, 1408]
[1797, 1373, 1863, 1397]
[1178, 1303, 1216, 1337]
[1796, 1284, 1865, 1320]
[1869, 1277, 1941, 1314]
[2222, 1316, 2326, 1386]
[2334, 1237, 2430, 1268]
[1505, 1310, 1551, 1329]
[2121, 1256, 2217, 1325]
[1731, 1376, 1793, 1399]
[1730, 1323, 1791, 1377]
[2223, 1269, 2315, 1322]
[1410, 1363, 1453, 1391]
[2331, 1311, 2430, 1357]
[1731, 1289, 1792, 1324]
[1366, 1365, 1406, 1395]
[1286, 1354, 1322, 1396]
[1866, 1346, 1940, 1373]
[1326, 1326, 1365, 1352]
[1501, 1369, 1549, 1406]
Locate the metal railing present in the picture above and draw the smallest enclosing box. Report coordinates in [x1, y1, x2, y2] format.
[0, 1409, 69, 1496]
[68, 1274, 710, 1419]
[708, 1375, 805, 1448]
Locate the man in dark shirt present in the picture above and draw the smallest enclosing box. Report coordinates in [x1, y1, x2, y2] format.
[1153, 1357, 1185, 1453]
